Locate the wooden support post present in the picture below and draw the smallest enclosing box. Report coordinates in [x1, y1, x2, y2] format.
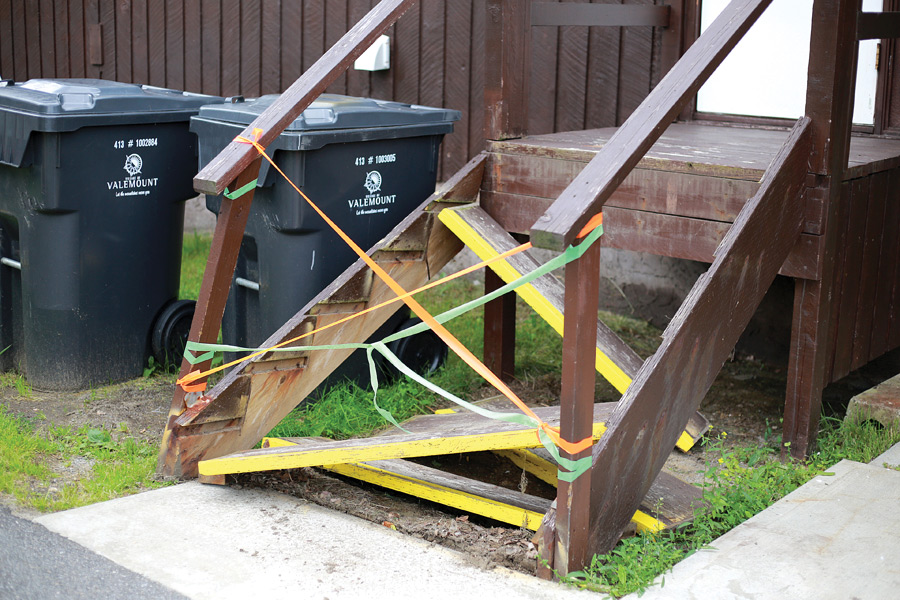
[783, 0, 860, 458]
[553, 239, 601, 575]
[158, 159, 261, 476]
[483, 0, 530, 380]
[484, 0, 531, 141]
[484, 268, 516, 381]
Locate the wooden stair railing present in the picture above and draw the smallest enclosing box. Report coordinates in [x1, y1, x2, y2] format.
[159, 0, 423, 478]
[504, 0, 776, 575]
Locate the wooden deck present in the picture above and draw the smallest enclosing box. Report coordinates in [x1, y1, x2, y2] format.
[481, 121, 900, 455]
[483, 124, 900, 281]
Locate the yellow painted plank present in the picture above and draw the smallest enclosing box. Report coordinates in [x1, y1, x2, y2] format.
[322, 462, 544, 530]
[494, 449, 558, 486]
[263, 438, 658, 532]
[438, 207, 632, 393]
[200, 421, 607, 477]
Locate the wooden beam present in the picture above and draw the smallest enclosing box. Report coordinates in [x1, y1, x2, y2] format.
[192, 0, 418, 195]
[783, 0, 861, 458]
[531, 3, 669, 28]
[578, 118, 811, 557]
[857, 11, 900, 40]
[157, 154, 485, 479]
[529, 0, 774, 250]
[484, 0, 531, 140]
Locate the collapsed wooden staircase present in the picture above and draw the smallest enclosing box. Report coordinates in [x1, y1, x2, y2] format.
[157, 0, 879, 579]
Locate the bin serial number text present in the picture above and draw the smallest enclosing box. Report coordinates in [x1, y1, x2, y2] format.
[113, 138, 159, 149]
[354, 153, 397, 166]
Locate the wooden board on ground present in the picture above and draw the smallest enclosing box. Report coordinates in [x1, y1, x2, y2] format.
[198, 402, 616, 477]
[262, 437, 702, 533]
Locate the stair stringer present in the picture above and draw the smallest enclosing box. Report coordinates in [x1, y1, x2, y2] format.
[573, 118, 813, 559]
[157, 154, 486, 479]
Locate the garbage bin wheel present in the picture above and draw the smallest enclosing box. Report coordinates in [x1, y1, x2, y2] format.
[382, 317, 448, 382]
[151, 299, 196, 368]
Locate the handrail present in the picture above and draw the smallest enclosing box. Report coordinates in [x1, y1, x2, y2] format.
[193, 0, 418, 196]
[528, 0, 774, 251]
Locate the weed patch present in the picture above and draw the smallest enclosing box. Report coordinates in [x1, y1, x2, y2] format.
[0, 405, 172, 512]
[564, 418, 900, 597]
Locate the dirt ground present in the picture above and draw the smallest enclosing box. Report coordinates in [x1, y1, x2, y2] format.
[1, 349, 896, 574]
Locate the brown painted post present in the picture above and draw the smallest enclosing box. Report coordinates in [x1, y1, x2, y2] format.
[783, 0, 860, 458]
[482, 0, 531, 380]
[484, 0, 531, 141]
[553, 237, 601, 575]
[484, 269, 516, 381]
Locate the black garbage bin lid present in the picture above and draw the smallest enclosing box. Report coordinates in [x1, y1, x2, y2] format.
[0, 78, 225, 167]
[198, 94, 460, 131]
[193, 94, 461, 151]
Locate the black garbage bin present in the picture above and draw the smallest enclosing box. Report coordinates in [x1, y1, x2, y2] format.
[192, 94, 459, 383]
[0, 78, 226, 390]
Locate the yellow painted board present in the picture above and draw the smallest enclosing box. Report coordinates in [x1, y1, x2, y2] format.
[322, 462, 545, 530]
[439, 207, 631, 394]
[494, 449, 558, 486]
[263, 438, 660, 532]
[200, 422, 607, 477]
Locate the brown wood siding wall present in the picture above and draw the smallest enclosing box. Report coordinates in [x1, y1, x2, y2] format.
[828, 166, 900, 384]
[0, 0, 667, 179]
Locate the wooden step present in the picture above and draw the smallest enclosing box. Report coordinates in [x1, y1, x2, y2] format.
[439, 204, 709, 450]
[198, 402, 616, 478]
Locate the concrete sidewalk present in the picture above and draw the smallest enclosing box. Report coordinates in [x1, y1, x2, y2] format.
[629, 443, 900, 599]
[34, 480, 589, 600]
[17, 443, 900, 599]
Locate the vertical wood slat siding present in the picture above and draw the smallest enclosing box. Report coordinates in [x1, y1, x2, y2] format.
[346, 0, 374, 98]
[0, 1, 16, 79]
[148, 1, 167, 87]
[5, 0, 667, 179]
[201, 0, 222, 95]
[325, 0, 349, 94]
[260, 0, 282, 95]
[166, 0, 185, 91]
[184, 1, 202, 92]
[54, 1, 70, 77]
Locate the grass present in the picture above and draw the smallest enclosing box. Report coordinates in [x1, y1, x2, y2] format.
[0, 405, 171, 512]
[562, 417, 900, 598]
[179, 231, 213, 301]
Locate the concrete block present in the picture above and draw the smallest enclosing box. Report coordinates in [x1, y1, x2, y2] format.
[845, 373, 900, 429]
